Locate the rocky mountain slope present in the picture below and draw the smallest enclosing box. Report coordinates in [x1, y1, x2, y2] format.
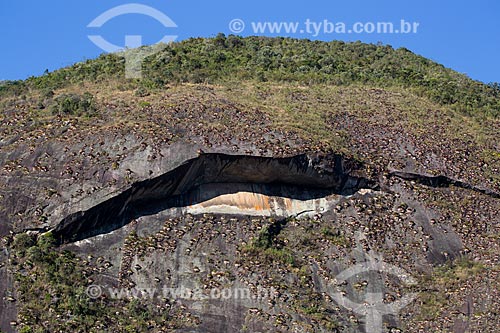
[0, 36, 499, 332]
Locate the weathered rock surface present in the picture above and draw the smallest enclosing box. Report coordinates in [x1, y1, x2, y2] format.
[0, 83, 499, 333]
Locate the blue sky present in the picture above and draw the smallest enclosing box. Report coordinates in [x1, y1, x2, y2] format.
[1, 0, 499, 83]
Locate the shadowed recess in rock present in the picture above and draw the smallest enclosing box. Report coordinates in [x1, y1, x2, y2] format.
[52, 153, 376, 244]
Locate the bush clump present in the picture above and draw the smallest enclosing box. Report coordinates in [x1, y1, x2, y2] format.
[50, 92, 96, 117]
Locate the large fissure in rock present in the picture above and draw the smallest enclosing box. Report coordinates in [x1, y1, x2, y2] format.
[51, 153, 500, 244]
[53, 153, 376, 244]
[387, 170, 500, 198]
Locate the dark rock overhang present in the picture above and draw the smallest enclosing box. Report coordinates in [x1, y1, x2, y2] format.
[52, 153, 376, 244]
[50, 152, 500, 245]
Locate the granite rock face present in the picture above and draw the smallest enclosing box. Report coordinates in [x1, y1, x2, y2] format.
[0, 83, 499, 333]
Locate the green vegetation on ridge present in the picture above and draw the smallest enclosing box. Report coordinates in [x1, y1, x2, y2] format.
[1, 35, 499, 117]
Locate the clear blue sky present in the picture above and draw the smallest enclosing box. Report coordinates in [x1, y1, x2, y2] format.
[1, 0, 499, 83]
